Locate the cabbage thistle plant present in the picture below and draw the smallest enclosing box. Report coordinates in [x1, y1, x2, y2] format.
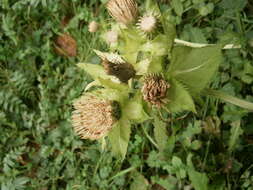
[72, 0, 253, 159]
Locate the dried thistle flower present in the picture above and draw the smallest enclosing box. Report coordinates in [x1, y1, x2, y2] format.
[93, 50, 136, 83]
[102, 59, 136, 83]
[137, 14, 157, 33]
[88, 21, 99, 33]
[105, 30, 118, 44]
[142, 74, 170, 106]
[72, 95, 120, 140]
[54, 33, 77, 57]
[94, 50, 125, 64]
[106, 0, 138, 24]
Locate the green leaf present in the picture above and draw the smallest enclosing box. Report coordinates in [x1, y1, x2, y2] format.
[188, 169, 209, 190]
[91, 89, 125, 103]
[135, 59, 150, 75]
[109, 166, 136, 181]
[145, 0, 161, 16]
[228, 120, 243, 153]
[171, 0, 184, 16]
[154, 115, 168, 152]
[241, 61, 253, 84]
[166, 79, 196, 113]
[199, 3, 214, 16]
[2, 14, 18, 45]
[204, 88, 253, 111]
[191, 140, 202, 150]
[180, 25, 208, 43]
[148, 56, 164, 73]
[168, 45, 222, 94]
[13, 177, 29, 188]
[155, 177, 177, 190]
[171, 156, 187, 179]
[167, 135, 176, 154]
[119, 27, 144, 65]
[219, 0, 247, 11]
[187, 154, 209, 190]
[108, 117, 131, 159]
[179, 122, 202, 149]
[172, 156, 183, 168]
[139, 34, 171, 73]
[123, 95, 150, 123]
[77, 63, 116, 81]
[160, 12, 176, 53]
[181, 121, 202, 139]
[97, 78, 129, 92]
[140, 35, 169, 56]
[130, 171, 149, 190]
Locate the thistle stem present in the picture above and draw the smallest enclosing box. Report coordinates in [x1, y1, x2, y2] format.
[174, 39, 241, 49]
[141, 124, 159, 149]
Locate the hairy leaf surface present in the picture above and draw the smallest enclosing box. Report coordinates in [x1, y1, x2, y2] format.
[108, 117, 131, 159]
[167, 45, 222, 94]
[166, 79, 196, 113]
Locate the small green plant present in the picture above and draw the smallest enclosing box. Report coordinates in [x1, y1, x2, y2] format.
[72, 0, 253, 159]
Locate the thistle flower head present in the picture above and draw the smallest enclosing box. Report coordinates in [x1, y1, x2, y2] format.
[72, 95, 120, 140]
[106, 0, 138, 25]
[88, 21, 99, 33]
[141, 74, 170, 107]
[94, 50, 136, 83]
[137, 14, 157, 33]
[102, 59, 136, 83]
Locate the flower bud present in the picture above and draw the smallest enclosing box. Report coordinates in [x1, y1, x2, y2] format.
[106, 0, 138, 25]
[88, 21, 99, 33]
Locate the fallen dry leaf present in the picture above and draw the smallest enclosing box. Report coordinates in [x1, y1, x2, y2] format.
[61, 15, 73, 27]
[54, 33, 77, 57]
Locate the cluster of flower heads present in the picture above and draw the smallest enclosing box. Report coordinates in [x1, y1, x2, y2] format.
[106, 0, 158, 33]
[89, 0, 158, 36]
[72, 0, 170, 140]
[105, 0, 169, 103]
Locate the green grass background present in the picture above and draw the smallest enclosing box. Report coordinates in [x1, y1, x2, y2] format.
[0, 0, 253, 189]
